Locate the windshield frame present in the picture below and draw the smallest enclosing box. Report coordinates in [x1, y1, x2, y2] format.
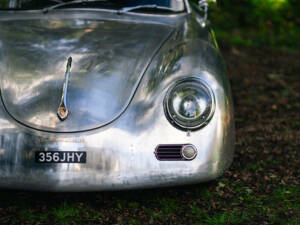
[0, 0, 188, 15]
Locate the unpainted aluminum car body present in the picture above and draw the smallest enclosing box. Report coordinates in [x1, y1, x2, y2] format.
[0, 1, 234, 191]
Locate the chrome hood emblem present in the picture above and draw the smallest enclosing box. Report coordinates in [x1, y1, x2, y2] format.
[57, 57, 72, 121]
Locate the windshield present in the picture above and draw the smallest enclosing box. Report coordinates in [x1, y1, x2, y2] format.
[0, 0, 185, 12]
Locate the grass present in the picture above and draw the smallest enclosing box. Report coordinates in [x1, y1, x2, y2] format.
[5, 176, 298, 224]
[201, 211, 249, 225]
[52, 201, 80, 224]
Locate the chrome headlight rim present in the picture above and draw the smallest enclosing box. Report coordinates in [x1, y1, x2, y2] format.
[164, 77, 215, 131]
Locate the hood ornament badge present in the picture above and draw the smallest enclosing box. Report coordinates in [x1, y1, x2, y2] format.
[57, 57, 72, 121]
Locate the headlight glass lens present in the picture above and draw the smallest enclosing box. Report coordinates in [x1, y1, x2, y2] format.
[165, 78, 215, 130]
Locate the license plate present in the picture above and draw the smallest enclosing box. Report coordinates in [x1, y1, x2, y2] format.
[35, 151, 86, 163]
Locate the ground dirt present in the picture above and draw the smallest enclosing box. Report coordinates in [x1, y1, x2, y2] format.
[0, 42, 299, 225]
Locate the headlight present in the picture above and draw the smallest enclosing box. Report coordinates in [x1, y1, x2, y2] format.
[164, 77, 215, 131]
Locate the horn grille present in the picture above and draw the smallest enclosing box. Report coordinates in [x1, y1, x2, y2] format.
[154, 144, 183, 160]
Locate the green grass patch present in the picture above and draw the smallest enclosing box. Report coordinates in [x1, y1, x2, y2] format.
[52, 201, 80, 224]
[201, 211, 249, 225]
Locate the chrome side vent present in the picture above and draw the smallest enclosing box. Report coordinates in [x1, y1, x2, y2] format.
[155, 144, 197, 161]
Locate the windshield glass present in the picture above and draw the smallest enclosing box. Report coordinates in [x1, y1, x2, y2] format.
[0, 0, 185, 12]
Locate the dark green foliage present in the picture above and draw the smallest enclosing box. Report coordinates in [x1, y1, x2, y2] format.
[191, 0, 300, 48]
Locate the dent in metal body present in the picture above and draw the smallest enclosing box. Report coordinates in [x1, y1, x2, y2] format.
[0, 4, 235, 191]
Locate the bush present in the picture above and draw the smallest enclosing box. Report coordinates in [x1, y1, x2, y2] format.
[191, 0, 300, 48]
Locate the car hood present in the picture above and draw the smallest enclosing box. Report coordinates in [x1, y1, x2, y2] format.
[0, 18, 173, 132]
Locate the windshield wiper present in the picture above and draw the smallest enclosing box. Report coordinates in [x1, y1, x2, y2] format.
[43, 0, 107, 13]
[49, 0, 64, 3]
[118, 4, 177, 14]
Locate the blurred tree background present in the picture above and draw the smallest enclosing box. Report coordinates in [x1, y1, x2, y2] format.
[191, 0, 300, 49]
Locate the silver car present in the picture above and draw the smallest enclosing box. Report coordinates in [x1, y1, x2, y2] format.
[0, 0, 234, 191]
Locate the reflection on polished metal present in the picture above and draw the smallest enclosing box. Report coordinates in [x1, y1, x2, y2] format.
[181, 144, 197, 160]
[118, 4, 177, 14]
[43, 0, 107, 13]
[164, 77, 215, 131]
[198, 0, 209, 27]
[57, 57, 72, 121]
[198, 0, 208, 21]
[0, 1, 235, 191]
[0, 17, 173, 132]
